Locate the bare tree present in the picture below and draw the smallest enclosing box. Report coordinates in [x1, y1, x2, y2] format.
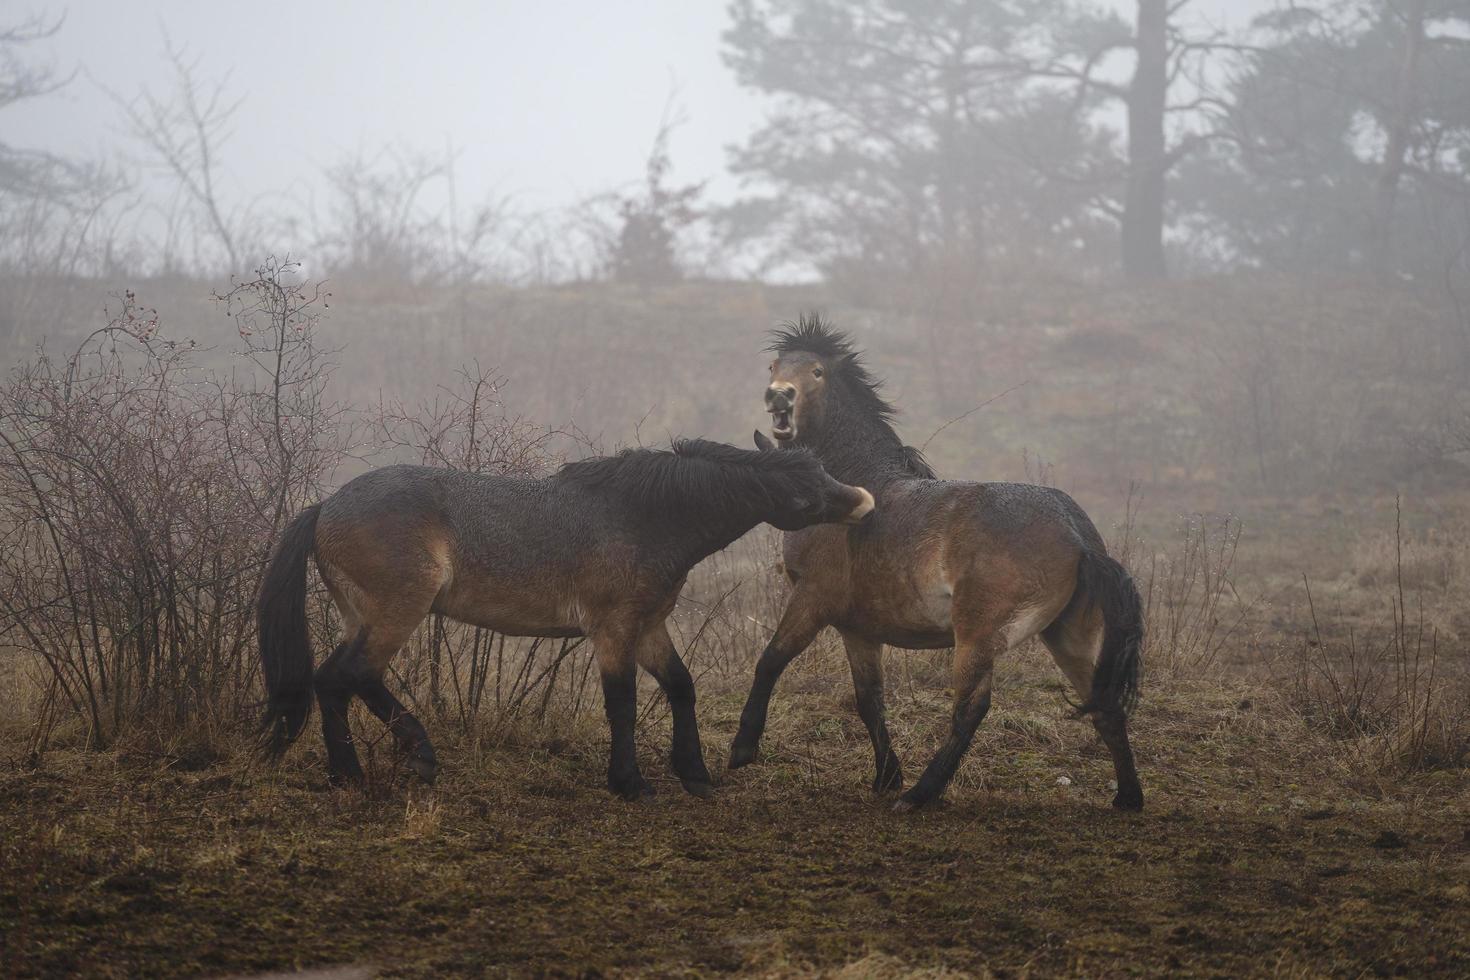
[314, 142, 525, 287]
[0, 11, 69, 115]
[1, 12, 137, 313]
[107, 35, 243, 273]
[1123, 0, 1171, 282]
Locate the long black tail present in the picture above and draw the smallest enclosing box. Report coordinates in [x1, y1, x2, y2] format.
[257, 504, 321, 757]
[1075, 549, 1144, 717]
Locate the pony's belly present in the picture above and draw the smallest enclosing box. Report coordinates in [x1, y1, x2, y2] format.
[846, 565, 956, 649]
[434, 585, 583, 638]
[871, 626, 956, 650]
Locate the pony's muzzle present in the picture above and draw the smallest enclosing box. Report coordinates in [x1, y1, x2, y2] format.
[843, 487, 876, 525]
[766, 386, 797, 440]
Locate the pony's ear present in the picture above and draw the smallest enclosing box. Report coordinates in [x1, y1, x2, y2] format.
[754, 430, 776, 452]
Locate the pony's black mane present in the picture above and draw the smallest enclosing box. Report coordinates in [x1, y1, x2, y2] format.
[900, 444, 938, 479]
[553, 438, 828, 526]
[769, 314, 938, 484]
[768, 313, 899, 424]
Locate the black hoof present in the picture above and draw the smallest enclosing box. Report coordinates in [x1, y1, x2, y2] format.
[681, 780, 714, 799]
[610, 775, 655, 801]
[894, 785, 939, 813]
[407, 752, 438, 786]
[1112, 787, 1144, 811]
[326, 767, 364, 790]
[728, 742, 759, 769]
[872, 761, 904, 795]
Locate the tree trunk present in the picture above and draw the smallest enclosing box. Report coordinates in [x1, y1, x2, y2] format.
[1122, 0, 1169, 283]
[1369, 0, 1427, 274]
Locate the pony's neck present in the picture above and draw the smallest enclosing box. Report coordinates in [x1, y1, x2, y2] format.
[803, 392, 913, 492]
[664, 501, 768, 572]
[656, 462, 793, 570]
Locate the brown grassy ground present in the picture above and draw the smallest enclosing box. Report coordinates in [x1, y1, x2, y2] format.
[3, 655, 1468, 978]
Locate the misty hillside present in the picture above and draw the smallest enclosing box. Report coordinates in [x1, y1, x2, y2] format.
[5, 271, 1464, 504]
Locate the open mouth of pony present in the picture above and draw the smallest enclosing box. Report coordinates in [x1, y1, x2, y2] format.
[770, 409, 793, 440]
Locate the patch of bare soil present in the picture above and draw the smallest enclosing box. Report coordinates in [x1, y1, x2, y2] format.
[2, 673, 1467, 977]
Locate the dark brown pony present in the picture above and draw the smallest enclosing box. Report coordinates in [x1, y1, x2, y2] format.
[257, 439, 874, 799]
[728, 317, 1144, 811]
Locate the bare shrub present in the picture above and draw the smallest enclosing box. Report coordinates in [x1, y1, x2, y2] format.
[1113, 495, 1249, 676]
[1351, 522, 1466, 594]
[1175, 279, 1452, 493]
[370, 364, 560, 476]
[315, 145, 524, 289]
[1289, 503, 1469, 773]
[0, 263, 346, 750]
[670, 528, 799, 694]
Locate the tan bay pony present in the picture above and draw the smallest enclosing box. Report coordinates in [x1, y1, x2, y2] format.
[257, 438, 874, 799]
[728, 317, 1144, 811]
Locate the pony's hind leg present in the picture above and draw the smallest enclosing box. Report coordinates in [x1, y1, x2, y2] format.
[1040, 599, 1103, 708]
[355, 616, 439, 785]
[894, 631, 1002, 812]
[1041, 601, 1143, 810]
[839, 630, 902, 793]
[357, 677, 438, 785]
[636, 623, 712, 798]
[317, 563, 440, 787]
[315, 631, 368, 787]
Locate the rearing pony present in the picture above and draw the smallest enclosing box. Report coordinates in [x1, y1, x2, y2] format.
[728, 317, 1144, 811]
[257, 438, 874, 800]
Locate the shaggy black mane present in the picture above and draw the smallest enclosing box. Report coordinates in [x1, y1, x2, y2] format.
[768, 313, 899, 423]
[900, 444, 937, 479]
[553, 438, 828, 524]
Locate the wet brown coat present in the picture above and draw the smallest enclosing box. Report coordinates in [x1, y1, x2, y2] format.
[730, 318, 1144, 810]
[257, 439, 874, 799]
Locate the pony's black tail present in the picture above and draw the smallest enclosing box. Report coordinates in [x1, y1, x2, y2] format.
[257, 504, 321, 758]
[1075, 549, 1143, 718]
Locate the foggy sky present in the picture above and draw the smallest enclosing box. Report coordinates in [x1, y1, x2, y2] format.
[7, 0, 1272, 230]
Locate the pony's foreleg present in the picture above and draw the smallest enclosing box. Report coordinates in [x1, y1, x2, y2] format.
[636, 624, 712, 798]
[594, 624, 652, 801]
[728, 602, 824, 769]
[894, 633, 1002, 812]
[839, 630, 902, 793]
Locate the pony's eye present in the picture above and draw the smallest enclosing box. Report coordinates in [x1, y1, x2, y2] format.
[813, 367, 824, 379]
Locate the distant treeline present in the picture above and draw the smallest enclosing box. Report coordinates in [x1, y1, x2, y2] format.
[2, 2, 1468, 295]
